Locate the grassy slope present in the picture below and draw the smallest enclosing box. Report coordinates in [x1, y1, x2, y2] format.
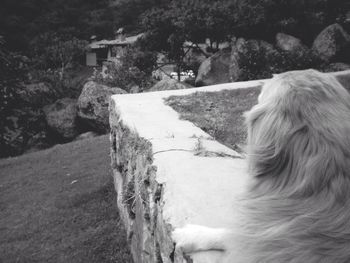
[166, 87, 261, 151]
[0, 135, 132, 263]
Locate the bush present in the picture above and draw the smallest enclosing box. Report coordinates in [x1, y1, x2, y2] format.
[0, 50, 27, 112]
[269, 50, 325, 74]
[0, 41, 27, 126]
[30, 66, 93, 99]
[93, 46, 157, 92]
[237, 45, 274, 81]
[238, 45, 324, 81]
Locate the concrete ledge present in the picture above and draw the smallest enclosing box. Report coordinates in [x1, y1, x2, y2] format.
[109, 70, 350, 263]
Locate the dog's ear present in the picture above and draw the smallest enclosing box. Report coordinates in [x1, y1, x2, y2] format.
[246, 98, 319, 196]
[246, 101, 295, 179]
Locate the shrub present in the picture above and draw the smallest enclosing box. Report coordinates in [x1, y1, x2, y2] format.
[269, 50, 325, 74]
[238, 46, 324, 81]
[93, 46, 157, 92]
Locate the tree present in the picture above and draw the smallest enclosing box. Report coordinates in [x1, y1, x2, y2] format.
[231, 0, 349, 43]
[45, 37, 87, 79]
[0, 38, 26, 114]
[0, 0, 115, 53]
[94, 46, 157, 92]
[140, 0, 237, 78]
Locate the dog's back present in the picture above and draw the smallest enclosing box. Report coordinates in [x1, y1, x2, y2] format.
[232, 70, 350, 263]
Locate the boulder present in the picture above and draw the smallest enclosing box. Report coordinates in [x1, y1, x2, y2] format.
[276, 33, 309, 56]
[77, 81, 127, 133]
[195, 48, 232, 86]
[312, 23, 350, 62]
[43, 98, 79, 140]
[148, 78, 190, 92]
[19, 82, 58, 107]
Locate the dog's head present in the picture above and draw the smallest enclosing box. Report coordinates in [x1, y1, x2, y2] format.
[245, 69, 350, 198]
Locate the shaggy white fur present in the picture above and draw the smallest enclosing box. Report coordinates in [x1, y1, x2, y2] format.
[173, 69, 350, 263]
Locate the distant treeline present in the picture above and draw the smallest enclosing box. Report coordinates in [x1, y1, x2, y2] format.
[140, 0, 349, 51]
[0, 0, 164, 53]
[1, 0, 348, 54]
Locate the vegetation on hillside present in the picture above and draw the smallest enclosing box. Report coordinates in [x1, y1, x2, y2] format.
[139, 0, 349, 76]
[93, 45, 158, 92]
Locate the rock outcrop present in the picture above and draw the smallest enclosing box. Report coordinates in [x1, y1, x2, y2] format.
[276, 33, 309, 56]
[77, 81, 127, 133]
[312, 23, 350, 62]
[43, 98, 79, 140]
[195, 48, 232, 86]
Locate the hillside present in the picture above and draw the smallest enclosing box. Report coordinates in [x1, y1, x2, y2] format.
[0, 135, 132, 263]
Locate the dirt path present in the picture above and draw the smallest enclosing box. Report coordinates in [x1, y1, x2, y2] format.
[0, 135, 132, 263]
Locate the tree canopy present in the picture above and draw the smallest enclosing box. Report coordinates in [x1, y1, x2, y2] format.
[138, 0, 349, 73]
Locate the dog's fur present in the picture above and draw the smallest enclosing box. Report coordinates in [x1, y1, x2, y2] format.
[173, 69, 350, 263]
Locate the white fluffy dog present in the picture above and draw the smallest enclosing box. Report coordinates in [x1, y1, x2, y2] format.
[173, 69, 350, 263]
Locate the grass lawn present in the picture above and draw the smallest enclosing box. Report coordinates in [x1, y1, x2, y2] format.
[165, 87, 261, 151]
[0, 135, 132, 263]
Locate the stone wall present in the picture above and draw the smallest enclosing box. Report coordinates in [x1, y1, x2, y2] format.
[110, 100, 173, 262]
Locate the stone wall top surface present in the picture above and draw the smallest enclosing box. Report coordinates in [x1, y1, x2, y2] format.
[110, 79, 265, 262]
[111, 79, 264, 140]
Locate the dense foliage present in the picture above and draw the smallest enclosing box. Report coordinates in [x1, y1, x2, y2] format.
[1, 0, 348, 67]
[0, 41, 28, 155]
[0, 41, 26, 121]
[140, 0, 349, 74]
[232, 0, 349, 43]
[0, 0, 169, 53]
[93, 46, 157, 92]
[0, 0, 113, 52]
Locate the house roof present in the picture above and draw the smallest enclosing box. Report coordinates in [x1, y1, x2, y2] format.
[89, 33, 144, 49]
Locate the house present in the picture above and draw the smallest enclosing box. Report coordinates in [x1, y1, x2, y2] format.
[86, 30, 144, 66]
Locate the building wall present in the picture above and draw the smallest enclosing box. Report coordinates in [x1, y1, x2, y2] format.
[86, 52, 97, 66]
